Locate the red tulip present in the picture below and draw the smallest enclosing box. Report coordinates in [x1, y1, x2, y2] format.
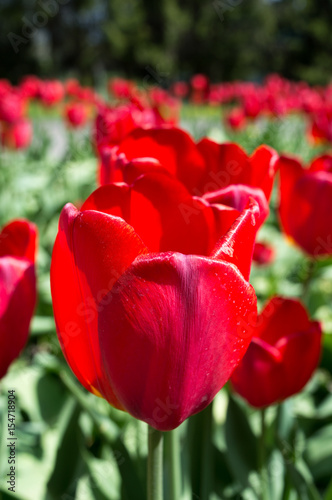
[65, 102, 89, 128]
[38, 80, 64, 107]
[252, 241, 275, 266]
[1, 119, 33, 150]
[100, 128, 278, 205]
[278, 154, 332, 257]
[0, 219, 37, 378]
[231, 297, 322, 408]
[0, 91, 26, 124]
[226, 107, 246, 130]
[51, 175, 260, 430]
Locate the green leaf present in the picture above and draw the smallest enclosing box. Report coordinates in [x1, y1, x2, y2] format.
[225, 396, 258, 489]
[305, 424, 332, 481]
[286, 458, 321, 500]
[46, 399, 83, 498]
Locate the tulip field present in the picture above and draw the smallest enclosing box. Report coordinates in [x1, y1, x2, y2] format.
[1, 75, 332, 500]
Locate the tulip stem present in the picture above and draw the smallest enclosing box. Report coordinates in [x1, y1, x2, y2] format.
[259, 408, 269, 500]
[148, 427, 164, 500]
[166, 427, 181, 500]
[200, 402, 213, 500]
[302, 258, 316, 301]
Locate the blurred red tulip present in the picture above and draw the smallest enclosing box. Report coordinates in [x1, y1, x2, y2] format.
[278, 154, 332, 257]
[38, 80, 64, 106]
[1, 119, 32, 150]
[0, 91, 26, 124]
[51, 180, 261, 430]
[226, 107, 246, 130]
[253, 241, 275, 265]
[231, 297, 322, 408]
[103, 128, 278, 210]
[171, 81, 189, 99]
[0, 220, 37, 378]
[65, 102, 89, 128]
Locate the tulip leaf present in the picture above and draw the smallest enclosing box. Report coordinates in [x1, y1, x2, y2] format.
[81, 447, 121, 500]
[36, 372, 69, 424]
[225, 396, 259, 490]
[46, 399, 83, 498]
[324, 477, 332, 500]
[286, 458, 321, 500]
[304, 424, 332, 481]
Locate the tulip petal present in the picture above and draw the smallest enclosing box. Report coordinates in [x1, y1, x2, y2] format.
[275, 322, 322, 400]
[50, 203, 148, 407]
[0, 256, 36, 378]
[250, 145, 278, 200]
[231, 339, 284, 408]
[203, 184, 269, 228]
[0, 219, 37, 262]
[98, 252, 257, 430]
[278, 156, 305, 237]
[309, 154, 332, 174]
[256, 297, 311, 345]
[118, 127, 206, 192]
[82, 173, 230, 255]
[197, 139, 251, 194]
[210, 200, 260, 280]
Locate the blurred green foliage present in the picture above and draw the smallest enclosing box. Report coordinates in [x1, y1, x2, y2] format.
[0, 105, 332, 498]
[1, 0, 332, 85]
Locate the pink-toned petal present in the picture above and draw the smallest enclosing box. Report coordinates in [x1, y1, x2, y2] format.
[0, 219, 37, 262]
[0, 256, 36, 378]
[210, 200, 260, 280]
[98, 252, 257, 430]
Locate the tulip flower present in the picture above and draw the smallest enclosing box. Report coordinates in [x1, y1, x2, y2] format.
[252, 241, 275, 266]
[65, 102, 89, 128]
[98, 127, 278, 204]
[1, 119, 32, 150]
[0, 91, 26, 124]
[278, 154, 332, 257]
[0, 219, 37, 378]
[231, 297, 322, 408]
[51, 172, 260, 431]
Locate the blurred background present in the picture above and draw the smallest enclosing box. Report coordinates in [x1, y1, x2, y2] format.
[1, 0, 331, 85]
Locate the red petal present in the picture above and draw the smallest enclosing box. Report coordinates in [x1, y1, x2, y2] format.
[256, 297, 311, 345]
[0, 256, 36, 378]
[231, 299, 322, 408]
[210, 200, 260, 280]
[275, 322, 322, 400]
[98, 252, 257, 430]
[253, 242, 275, 266]
[231, 339, 284, 408]
[196, 139, 251, 194]
[279, 156, 332, 256]
[309, 154, 332, 174]
[50, 203, 148, 406]
[203, 184, 269, 228]
[278, 155, 304, 238]
[0, 219, 37, 262]
[82, 174, 227, 255]
[118, 127, 206, 192]
[250, 145, 279, 200]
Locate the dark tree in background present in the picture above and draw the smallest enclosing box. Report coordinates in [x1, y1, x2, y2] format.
[0, 0, 331, 84]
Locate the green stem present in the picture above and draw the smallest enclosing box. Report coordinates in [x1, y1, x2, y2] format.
[148, 427, 164, 500]
[259, 408, 268, 500]
[200, 402, 213, 500]
[166, 428, 181, 500]
[302, 258, 316, 301]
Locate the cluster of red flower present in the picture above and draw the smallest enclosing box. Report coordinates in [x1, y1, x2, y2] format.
[2, 74, 331, 432]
